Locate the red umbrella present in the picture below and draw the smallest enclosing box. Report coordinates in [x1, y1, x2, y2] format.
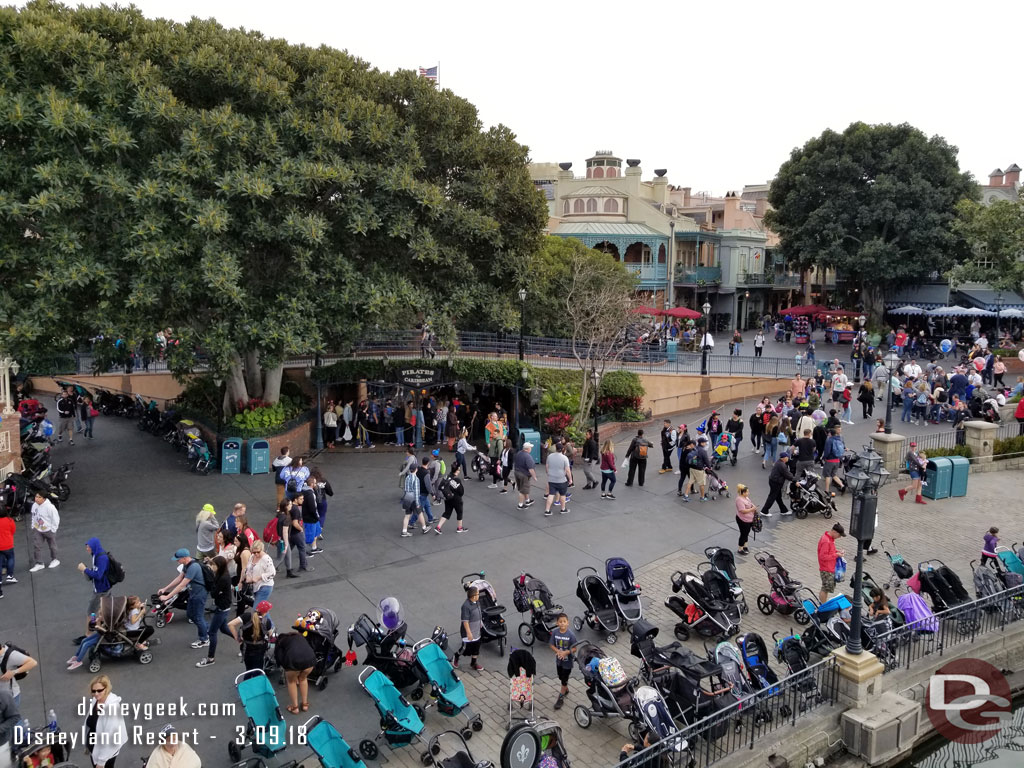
[663, 306, 702, 320]
[631, 305, 663, 316]
[780, 304, 828, 316]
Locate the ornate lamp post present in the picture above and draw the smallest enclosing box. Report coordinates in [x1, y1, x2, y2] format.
[854, 315, 867, 383]
[843, 448, 891, 654]
[0, 357, 20, 416]
[882, 350, 901, 434]
[518, 288, 527, 362]
[515, 366, 528, 446]
[700, 300, 712, 375]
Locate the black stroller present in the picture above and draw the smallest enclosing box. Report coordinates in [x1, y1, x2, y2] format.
[917, 561, 971, 612]
[512, 572, 563, 647]
[629, 619, 720, 687]
[294, 607, 344, 691]
[573, 566, 621, 644]
[347, 597, 419, 689]
[86, 594, 156, 672]
[605, 557, 643, 624]
[666, 571, 741, 641]
[772, 632, 821, 710]
[460, 573, 508, 656]
[703, 546, 748, 614]
[572, 642, 642, 736]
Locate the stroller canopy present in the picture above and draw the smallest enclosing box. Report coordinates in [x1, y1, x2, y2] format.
[467, 578, 498, 606]
[507, 649, 536, 678]
[98, 595, 128, 631]
[605, 557, 635, 584]
[738, 633, 770, 667]
[298, 607, 340, 639]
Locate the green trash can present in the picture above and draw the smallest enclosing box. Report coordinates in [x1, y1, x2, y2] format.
[948, 455, 969, 497]
[922, 457, 951, 500]
[520, 429, 541, 464]
[666, 340, 678, 362]
[248, 438, 271, 475]
[220, 437, 242, 475]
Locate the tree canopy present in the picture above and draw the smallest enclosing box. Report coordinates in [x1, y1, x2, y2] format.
[949, 195, 1024, 294]
[765, 122, 977, 317]
[0, 1, 547, 403]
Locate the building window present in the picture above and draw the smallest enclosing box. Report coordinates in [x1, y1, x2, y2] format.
[563, 200, 569, 215]
[606, 167, 617, 178]
[586, 198, 597, 213]
[604, 199, 619, 213]
[975, 245, 993, 270]
[593, 167, 604, 179]
[573, 199, 585, 214]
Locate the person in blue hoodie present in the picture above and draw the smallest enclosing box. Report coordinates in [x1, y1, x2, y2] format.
[77, 537, 111, 615]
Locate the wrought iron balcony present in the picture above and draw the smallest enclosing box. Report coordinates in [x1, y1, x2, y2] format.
[623, 263, 668, 282]
[675, 265, 721, 284]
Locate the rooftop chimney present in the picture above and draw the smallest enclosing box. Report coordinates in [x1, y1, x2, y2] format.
[652, 169, 669, 204]
[1004, 163, 1021, 187]
[989, 168, 1004, 187]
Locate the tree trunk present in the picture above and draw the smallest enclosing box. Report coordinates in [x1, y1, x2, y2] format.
[227, 350, 249, 412]
[863, 285, 884, 327]
[262, 363, 284, 404]
[576, 374, 591, 429]
[245, 349, 263, 398]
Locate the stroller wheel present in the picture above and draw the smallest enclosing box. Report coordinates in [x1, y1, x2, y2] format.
[573, 705, 592, 729]
[155, 616, 166, 629]
[413, 704, 426, 721]
[780, 704, 793, 719]
[138, 650, 153, 664]
[628, 721, 642, 743]
[420, 752, 433, 766]
[498, 637, 506, 657]
[572, 616, 584, 632]
[431, 744, 442, 756]
[359, 741, 378, 761]
[756, 595, 775, 616]
[518, 622, 535, 647]
[794, 506, 808, 520]
[410, 687, 424, 701]
[316, 676, 328, 691]
[461, 727, 473, 741]
[606, 632, 617, 645]
[794, 608, 810, 626]
[823, 508, 833, 519]
[741, 601, 749, 615]
[334, 658, 343, 673]
[88, 657, 101, 674]
[674, 624, 690, 642]
[471, 717, 483, 732]
[228, 743, 242, 763]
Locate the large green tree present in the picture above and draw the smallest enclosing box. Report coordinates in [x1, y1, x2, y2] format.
[948, 196, 1024, 294]
[0, 1, 546, 405]
[765, 122, 977, 318]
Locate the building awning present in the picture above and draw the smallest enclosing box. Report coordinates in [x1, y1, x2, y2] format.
[883, 283, 950, 310]
[955, 287, 1024, 311]
[551, 222, 665, 237]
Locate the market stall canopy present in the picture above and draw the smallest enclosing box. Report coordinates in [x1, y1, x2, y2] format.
[959, 307, 996, 317]
[998, 308, 1024, 319]
[631, 305, 662, 316]
[662, 306, 703, 320]
[779, 304, 829, 316]
[956, 287, 1024, 312]
[888, 305, 925, 315]
[927, 305, 972, 317]
[817, 309, 861, 318]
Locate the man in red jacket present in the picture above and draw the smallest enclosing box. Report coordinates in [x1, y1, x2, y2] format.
[817, 523, 846, 603]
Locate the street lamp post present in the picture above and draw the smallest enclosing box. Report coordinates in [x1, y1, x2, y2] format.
[0, 357, 20, 416]
[996, 293, 1003, 336]
[854, 315, 867, 383]
[590, 369, 601, 442]
[306, 356, 324, 450]
[518, 288, 527, 362]
[743, 291, 750, 331]
[515, 367, 527, 447]
[882, 350, 901, 434]
[843, 449, 891, 655]
[700, 300, 712, 375]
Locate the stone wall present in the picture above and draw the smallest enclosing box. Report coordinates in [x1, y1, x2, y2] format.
[0, 411, 20, 477]
[638, 372, 789, 416]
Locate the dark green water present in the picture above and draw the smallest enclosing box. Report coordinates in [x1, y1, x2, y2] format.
[896, 706, 1024, 767]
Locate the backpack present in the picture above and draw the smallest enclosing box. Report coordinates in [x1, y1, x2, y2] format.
[286, 476, 299, 494]
[440, 478, 456, 501]
[636, 443, 648, 459]
[687, 449, 701, 468]
[262, 518, 281, 545]
[105, 552, 125, 586]
[597, 657, 628, 688]
[197, 561, 216, 592]
[1, 643, 31, 680]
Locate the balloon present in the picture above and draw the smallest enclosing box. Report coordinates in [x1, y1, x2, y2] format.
[940, 339, 953, 354]
[1019, 349, 1024, 363]
[973, 357, 985, 372]
[811, 410, 826, 426]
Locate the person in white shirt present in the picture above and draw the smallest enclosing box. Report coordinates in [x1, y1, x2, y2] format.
[146, 725, 201, 768]
[904, 360, 922, 380]
[831, 367, 852, 424]
[28, 492, 60, 572]
[700, 332, 715, 351]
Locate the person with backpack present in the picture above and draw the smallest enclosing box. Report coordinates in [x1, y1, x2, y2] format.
[195, 556, 234, 668]
[77, 537, 118, 616]
[682, 436, 712, 502]
[821, 425, 847, 496]
[434, 465, 466, 534]
[283, 457, 309, 501]
[157, 549, 212, 649]
[0, 640, 37, 706]
[624, 429, 652, 487]
[228, 600, 276, 672]
[272, 447, 292, 506]
[658, 420, 676, 474]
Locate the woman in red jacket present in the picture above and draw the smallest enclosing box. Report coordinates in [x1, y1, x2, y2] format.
[600, 439, 617, 500]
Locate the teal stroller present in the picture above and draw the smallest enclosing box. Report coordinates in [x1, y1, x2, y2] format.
[412, 638, 484, 738]
[187, 434, 213, 474]
[301, 715, 367, 768]
[228, 669, 289, 763]
[357, 666, 430, 764]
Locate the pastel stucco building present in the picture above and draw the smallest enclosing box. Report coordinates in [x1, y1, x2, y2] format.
[531, 151, 802, 329]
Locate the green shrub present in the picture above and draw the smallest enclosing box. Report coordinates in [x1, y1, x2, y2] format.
[991, 348, 1020, 357]
[925, 445, 973, 458]
[177, 376, 221, 415]
[993, 435, 1024, 459]
[620, 408, 647, 422]
[539, 386, 578, 418]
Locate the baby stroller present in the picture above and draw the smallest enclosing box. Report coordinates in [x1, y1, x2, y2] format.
[703, 467, 730, 499]
[513, 572, 562, 647]
[797, 590, 851, 657]
[11, 717, 72, 768]
[882, 539, 914, 590]
[148, 589, 189, 628]
[972, 560, 1015, 618]
[347, 597, 419, 689]
[666, 571, 741, 641]
[412, 638, 484, 736]
[573, 566, 621, 644]
[356, 666, 430, 763]
[787, 472, 835, 519]
[737, 633, 782, 699]
[605, 557, 643, 624]
[711, 433, 735, 470]
[85, 595, 155, 672]
[294, 607, 345, 691]
[460, 573, 508, 656]
[186, 433, 213, 474]
[917, 560, 971, 612]
[500, 720, 572, 768]
[703, 546, 747, 614]
[772, 632, 821, 710]
[987, 551, 1024, 591]
[470, 452, 489, 482]
[697, 561, 747, 620]
[572, 643, 640, 733]
[301, 715, 367, 768]
[895, 587, 940, 635]
[629, 619, 721, 689]
[425, 730, 494, 768]
[507, 649, 536, 729]
[634, 685, 688, 755]
[754, 552, 809, 623]
[228, 669, 289, 762]
[996, 546, 1024, 581]
[711, 640, 769, 723]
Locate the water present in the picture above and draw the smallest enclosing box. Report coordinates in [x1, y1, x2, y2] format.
[897, 706, 1024, 767]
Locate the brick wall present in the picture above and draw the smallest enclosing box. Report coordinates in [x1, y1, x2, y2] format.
[0, 414, 20, 476]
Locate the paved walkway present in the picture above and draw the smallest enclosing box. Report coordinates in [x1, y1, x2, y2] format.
[2, 403, 1018, 768]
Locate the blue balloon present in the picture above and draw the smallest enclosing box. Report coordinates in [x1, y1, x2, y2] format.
[940, 339, 953, 354]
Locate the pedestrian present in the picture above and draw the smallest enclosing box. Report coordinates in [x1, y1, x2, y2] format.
[549, 613, 576, 710]
[272, 447, 292, 506]
[858, 381, 874, 419]
[284, 457, 309, 501]
[581, 428, 601, 489]
[416, 457, 436, 524]
[732, 329, 743, 356]
[435, 465, 466, 534]
[486, 413, 503, 488]
[762, 415, 780, 469]
[794, 429, 817, 477]
[725, 409, 744, 453]
[624, 429, 652, 487]
[68, 612, 106, 670]
[157, 548, 210, 649]
[454, 428, 473, 477]
[195, 555, 234, 668]
[682, 436, 712, 502]
[452, 586, 484, 671]
[145, 725, 201, 768]
[753, 329, 765, 357]
[0, 513, 16, 586]
[0, 640, 37, 706]
[242, 540, 275, 605]
[284, 491, 313, 571]
[499, 438, 515, 493]
[323, 403, 338, 448]
[0, 689, 20, 765]
[342, 400, 354, 445]
[822, 426, 847, 496]
[83, 675, 127, 768]
[82, 396, 97, 440]
[762, 452, 795, 517]
[309, 469, 333, 542]
[749, 408, 764, 454]
[195, 504, 218, 560]
[55, 386, 77, 445]
[897, 442, 927, 505]
[543, 442, 572, 517]
[400, 466, 428, 537]
[734, 484, 758, 555]
[982, 527, 1000, 565]
[229, 600, 276, 672]
[817, 524, 846, 603]
[600, 439, 617, 500]
[78, 538, 112, 615]
[270, 500, 293, 576]
[513, 442, 537, 510]
[28, 491, 60, 572]
[275, 631, 316, 714]
[994, 358, 1006, 389]
[658, 420, 676, 474]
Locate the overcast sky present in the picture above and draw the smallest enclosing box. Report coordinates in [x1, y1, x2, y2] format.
[76, 0, 1023, 193]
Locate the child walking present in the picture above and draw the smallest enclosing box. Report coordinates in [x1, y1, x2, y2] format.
[549, 613, 576, 710]
[982, 527, 999, 565]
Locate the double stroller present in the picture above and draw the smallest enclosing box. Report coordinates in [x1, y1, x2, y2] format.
[754, 552, 809, 624]
[411, 637, 484, 737]
[916, 561, 971, 612]
[347, 597, 419, 689]
[512, 572, 563, 647]
[572, 642, 641, 733]
[460, 573, 508, 657]
[294, 607, 345, 691]
[665, 570, 741, 641]
[85, 595, 156, 672]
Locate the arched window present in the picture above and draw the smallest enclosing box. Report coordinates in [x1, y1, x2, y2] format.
[606, 167, 617, 178]
[604, 199, 619, 213]
[592, 167, 604, 179]
[586, 198, 597, 213]
[563, 200, 570, 215]
[573, 199, 585, 214]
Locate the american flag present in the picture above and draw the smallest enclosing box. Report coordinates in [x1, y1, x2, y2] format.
[418, 66, 438, 84]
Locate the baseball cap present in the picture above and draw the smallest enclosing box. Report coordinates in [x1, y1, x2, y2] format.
[431, 449, 440, 457]
[909, 442, 917, 447]
[779, 452, 790, 459]
[256, 600, 273, 614]
[172, 548, 190, 560]
[832, 523, 846, 536]
[201, 503, 215, 513]
[522, 442, 534, 449]
[159, 724, 177, 738]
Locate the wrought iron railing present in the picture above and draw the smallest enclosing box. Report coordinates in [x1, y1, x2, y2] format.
[623, 263, 669, 281]
[614, 657, 840, 768]
[676, 266, 722, 284]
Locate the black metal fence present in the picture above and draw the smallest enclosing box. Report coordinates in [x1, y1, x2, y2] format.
[614, 657, 840, 768]
[876, 583, 1024, 674]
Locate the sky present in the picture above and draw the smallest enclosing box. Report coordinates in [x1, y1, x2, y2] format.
[73, 0, 1024, 193]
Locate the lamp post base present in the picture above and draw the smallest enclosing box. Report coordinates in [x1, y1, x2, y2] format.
[831, 646, 884, 682]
